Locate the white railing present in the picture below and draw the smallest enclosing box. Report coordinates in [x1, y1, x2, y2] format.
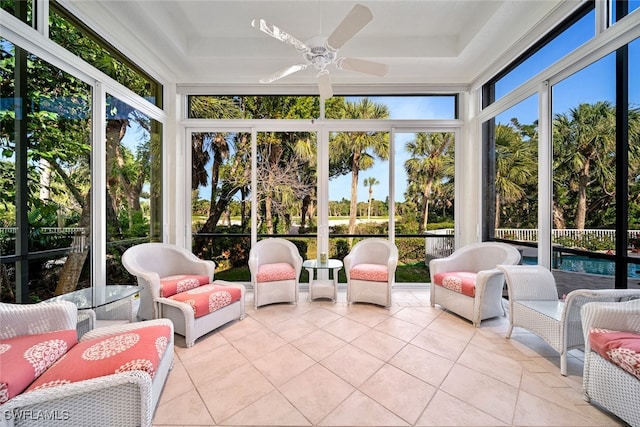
[425, 228, 640, 259]
[0, 227, 88, 253]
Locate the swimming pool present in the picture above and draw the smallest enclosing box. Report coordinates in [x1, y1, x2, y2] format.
[523, 255, 640, 278]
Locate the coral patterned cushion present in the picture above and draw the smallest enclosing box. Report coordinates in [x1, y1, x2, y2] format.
[256, 263, 296, 283]
[0, 330, 77, 404]
[589, 328, 640, 380]
[433, 271, 477, 297]
[350, 264, 388, 282]
[159, 274, 210, 297]
[25, 325, 171, 393]
[168, 283, 242, 318]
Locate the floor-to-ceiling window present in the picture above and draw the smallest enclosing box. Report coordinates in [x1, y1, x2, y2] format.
[481, 0, 640, 290]
[1, 1, 165, 303]
[185, 95, 459, 284]
[0, 38, 93, 303]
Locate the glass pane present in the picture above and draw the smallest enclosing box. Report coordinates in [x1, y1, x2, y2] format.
[328, 125, 390, 271]
[1, 0, 32, 24]
[105, 94, 162, 285]
[551, 54, 616, 273]
[493, 95, 539, 261]
[494, 10, 594, 101]
[327, 96, 457, 119]
[0, 38, 92, 303]
[628, 37, 640, 289]
[49, 4, 162, 107]
[189, 96, 319, 120]
[191, 131, 251, 281]
[397, 132, 454, 282]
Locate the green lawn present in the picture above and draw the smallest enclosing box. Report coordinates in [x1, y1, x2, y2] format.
[214, 262, 429, 283]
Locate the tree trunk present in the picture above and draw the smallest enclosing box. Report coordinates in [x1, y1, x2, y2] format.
[494, 193, 501, 230]
[348, 153, 360, 235]
[553, 200, 566, 229]
[575, 160, 590, 230]
[301, 194, 310, 228]
[55, 192, 91, 296]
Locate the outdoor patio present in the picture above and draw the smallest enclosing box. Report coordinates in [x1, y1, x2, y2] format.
[152, 286, 625, 426]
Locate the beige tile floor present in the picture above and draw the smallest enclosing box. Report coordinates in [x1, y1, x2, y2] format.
[153, 287, 625, 426]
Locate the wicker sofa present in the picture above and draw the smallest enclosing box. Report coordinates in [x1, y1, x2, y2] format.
[0, 301, 174, 427]
[581, 299, 640, 426]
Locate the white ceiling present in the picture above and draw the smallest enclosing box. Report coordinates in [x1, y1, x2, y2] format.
[63, 0, 580, 94]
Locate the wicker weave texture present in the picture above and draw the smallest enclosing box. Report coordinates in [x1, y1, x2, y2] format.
[429, 242, 521, 326]
[344, 239, 398, 308]
[499, 264, 640, 376]
[249, 238, 303, 309]
[581, 299, 640, 426]
[0, 305, 174, 427]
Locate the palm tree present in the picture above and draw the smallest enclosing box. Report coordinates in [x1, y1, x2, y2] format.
[404, 132, 454, 232]
[553, 102, 616, 229]
[494, 121, 537, 229]
[329, 98, 389, 235]
[363, 177, 379, 220]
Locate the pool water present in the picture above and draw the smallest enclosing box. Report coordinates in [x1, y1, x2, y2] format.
[523, 255, 640, 278]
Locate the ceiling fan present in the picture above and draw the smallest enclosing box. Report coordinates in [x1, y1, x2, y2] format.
[251, 3, 389, 99]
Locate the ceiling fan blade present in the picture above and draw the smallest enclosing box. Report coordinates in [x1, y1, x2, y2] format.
[336, 57, 388, 77]
[326, 4, 373, 50]
[317, 70, 333, 99]
[251, 19, 309, 52]
[260, 64, 308, 84]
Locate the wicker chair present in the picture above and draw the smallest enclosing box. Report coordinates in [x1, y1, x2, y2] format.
[122, 243, 246, 347]
[581, 299, 640, 426]
[497, 264, 640, 376]
[249, 238, 303, 309]
[429, 242, 521, 326]
[0, 301, 174, 427]
[344, 238, 398, 308]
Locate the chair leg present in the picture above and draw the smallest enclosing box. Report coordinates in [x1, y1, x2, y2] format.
[506, 324, 514, 338]
[560, 353, 567, 376]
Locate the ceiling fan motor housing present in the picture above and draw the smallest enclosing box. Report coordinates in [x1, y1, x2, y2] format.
[304, 36, 337, 70]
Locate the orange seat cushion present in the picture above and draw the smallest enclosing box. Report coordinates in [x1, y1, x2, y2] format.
[433, 271, 477, 297]
[0, 330, 77, 403]
[256, 263, 296, 283]
[159, 274, 210, 297]
[25, 324, 171, 393]
[350, 264, 388, 282]
[589, 327, 640, 380]
[168, 283, 242, 318]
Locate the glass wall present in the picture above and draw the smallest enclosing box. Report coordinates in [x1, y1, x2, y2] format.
[491, 96, 539, 259]
[50, 3, 163, 108]
[492, 5, 594, 103]
[482, 0, 640, 290]
[0, 38, 92, 303]
[105, 95, 163, 285]
[1, 1, 166, 303]
[191, 131, 252, 281]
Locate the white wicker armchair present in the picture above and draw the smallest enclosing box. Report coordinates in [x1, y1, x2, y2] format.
[249, 238, 303, 309]
[344, 238, 398, 308]
[497, 264, 640, 376]
[429, 242, 521, 326]
[122, 243, 245, 347]
[0, 301, 174, 427]
[581, 299, 640, 426]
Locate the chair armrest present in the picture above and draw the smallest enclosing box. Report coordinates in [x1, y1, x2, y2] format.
[0, 301, 78, 339]
[497, 264, 558, 301]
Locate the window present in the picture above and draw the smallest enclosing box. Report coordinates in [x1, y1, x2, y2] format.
[1, 38, 93, 302]
[50, 3, 163, 108]
[489, 5, 594, 103]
